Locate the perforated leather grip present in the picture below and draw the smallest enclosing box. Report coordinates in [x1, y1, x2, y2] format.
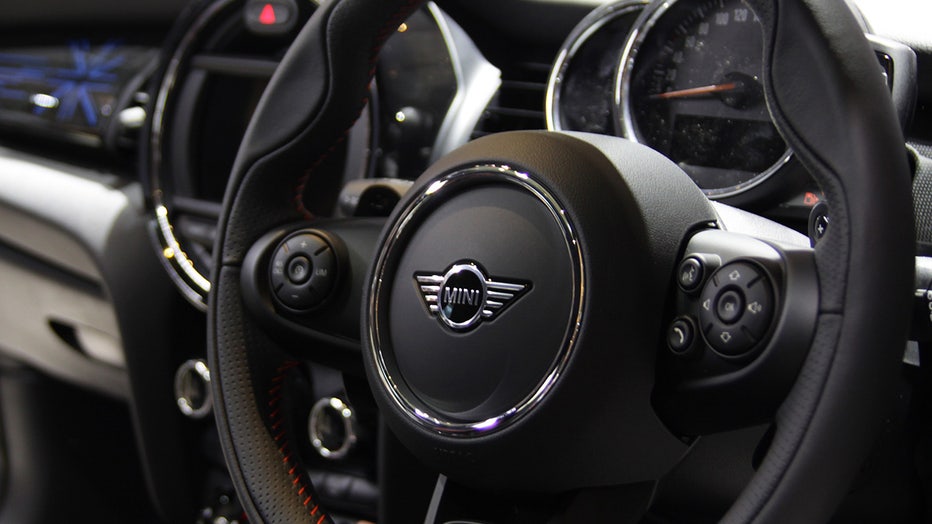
[724, 1, 913, 521]
[208, 1, 422, 522]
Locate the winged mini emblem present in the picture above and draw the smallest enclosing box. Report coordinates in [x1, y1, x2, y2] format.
[414, 261, 531, 331]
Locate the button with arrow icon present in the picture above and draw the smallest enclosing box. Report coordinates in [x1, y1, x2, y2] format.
[705, 325, 755, 356]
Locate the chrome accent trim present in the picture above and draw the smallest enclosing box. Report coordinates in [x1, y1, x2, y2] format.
[149, 0, 319, 309]
[149, 0, 236, 309]
[545, 0, 648, 131]
[904, 341, 920, 367]
[613, 0, 793, 199]
[369, 165, 585, 437]
[308, 397, 358, 460]
[427, 3, 502, 160]
[436, 263, 486, 330]
[424, 475, 448, 524]
[415, 262, 528, 331]
[151, 229, 211, 308]
[174, 359, 213, 419]
[487, 280, 526, 292]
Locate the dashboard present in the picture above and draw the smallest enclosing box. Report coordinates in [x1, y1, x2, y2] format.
[0, 0, 930, 522]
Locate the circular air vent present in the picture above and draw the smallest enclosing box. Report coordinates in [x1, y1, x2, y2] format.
[146, 0, 498, 308]
[146, 0, 343, 309]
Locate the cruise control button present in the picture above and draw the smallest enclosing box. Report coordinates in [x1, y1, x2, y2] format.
[269, 231, 340, 311]
[270, 248, 289, 289]
[716, 289, 744, 324]
[287, 256, 312, 284]
[276, 281, 320, 310]
[285, 233, 328, 256]
[308, 246, 335, 295]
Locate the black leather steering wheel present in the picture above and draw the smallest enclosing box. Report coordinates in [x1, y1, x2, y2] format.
[207, 0, 913, 522]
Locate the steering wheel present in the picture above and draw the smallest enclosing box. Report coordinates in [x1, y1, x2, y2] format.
[207, 0, 913, 521]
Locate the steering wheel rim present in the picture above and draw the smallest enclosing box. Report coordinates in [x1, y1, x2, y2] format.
[207, 0, 914, 522]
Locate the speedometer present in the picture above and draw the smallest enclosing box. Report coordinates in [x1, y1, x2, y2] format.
[616, 0, 790, 198]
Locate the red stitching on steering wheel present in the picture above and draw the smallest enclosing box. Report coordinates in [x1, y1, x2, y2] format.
[267, 361, 332, 524]
[291, 0, 423, 219]
[292, 130, 352, 220]
[280, 1, 424, 519]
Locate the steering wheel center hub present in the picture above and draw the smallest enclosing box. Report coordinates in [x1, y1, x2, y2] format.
[360, 131, 711, 490]
[369, 165, 582, 433]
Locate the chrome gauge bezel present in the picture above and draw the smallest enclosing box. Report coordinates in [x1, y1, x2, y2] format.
[545, 0, 648, 132]
[614, 0, 793, 199]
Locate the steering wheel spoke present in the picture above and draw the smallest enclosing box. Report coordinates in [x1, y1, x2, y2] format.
[239, 219, 385, 370]
[655, 229, 818, 435]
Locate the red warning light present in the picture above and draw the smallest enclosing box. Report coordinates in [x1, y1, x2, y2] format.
[259, 3, 277, 25]
[803, 192, 820, 207]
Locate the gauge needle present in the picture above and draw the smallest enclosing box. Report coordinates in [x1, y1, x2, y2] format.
[650, 82, 738, 100]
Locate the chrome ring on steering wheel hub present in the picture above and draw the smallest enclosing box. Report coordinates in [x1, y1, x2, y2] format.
[361, 132, 701, 491]
[367, 164, 585, 436]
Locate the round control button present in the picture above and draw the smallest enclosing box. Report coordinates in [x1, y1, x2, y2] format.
[716, 289, 745, 324]
[698, 260, 776, 357]
[813, 214, 829, 240]
[269, 231, 340, 311]
[677, 257, 704, 292]
[287, 256, 312, 284]
[808, 201, 829, 246]
[667, 317, 695, 355]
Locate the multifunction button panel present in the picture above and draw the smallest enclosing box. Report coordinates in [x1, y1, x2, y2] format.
[697, 261, 774, 356]
[269, 231, 338, 311]
[657, 229, 818, 435]
[669, 254, 779, 359]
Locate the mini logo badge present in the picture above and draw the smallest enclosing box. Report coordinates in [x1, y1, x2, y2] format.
[415, 261, 530, 331]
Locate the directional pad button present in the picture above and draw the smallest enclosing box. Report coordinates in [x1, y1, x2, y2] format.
[698, 261, 775, 357]
[742, 278, 774, 339]
[705, 324, 755, 356]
